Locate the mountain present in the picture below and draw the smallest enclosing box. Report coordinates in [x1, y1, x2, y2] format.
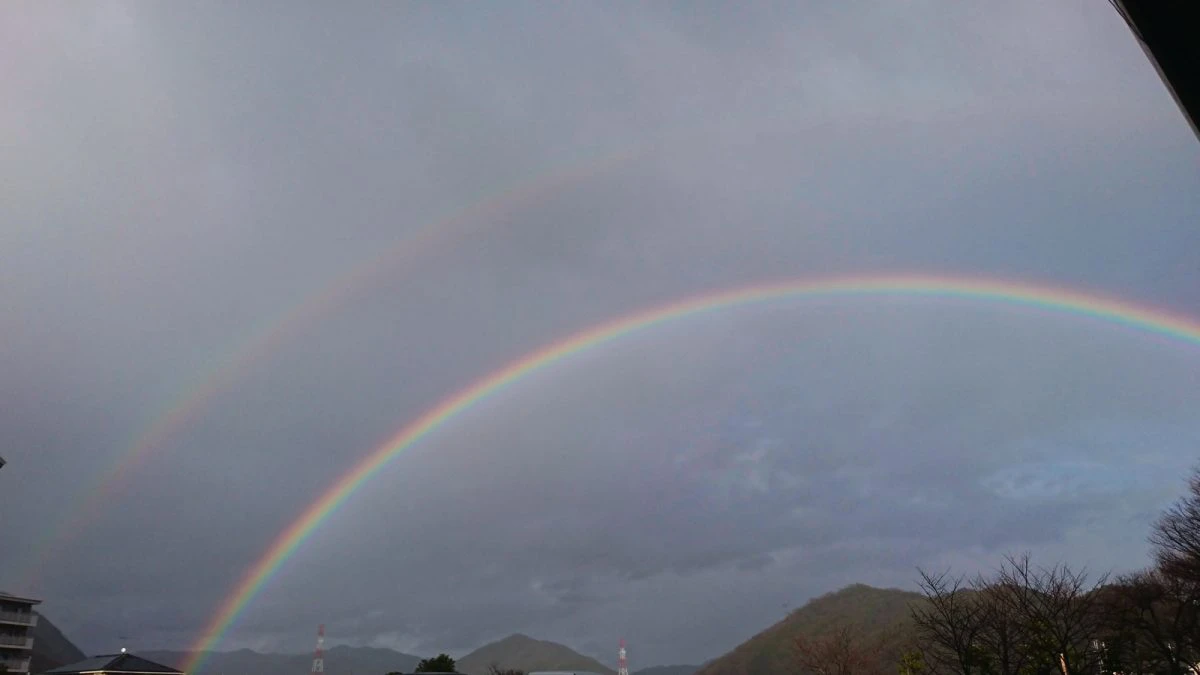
[632, 667, 699, 675]
[31, 612, 87, 672]
[456, 634, 614, 675]
[140, 645, 421, 675]
[694, 584, 923, 675]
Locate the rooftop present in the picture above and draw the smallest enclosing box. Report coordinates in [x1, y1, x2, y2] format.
[43, 654, 183, 675]
[0, 591, 41, 605]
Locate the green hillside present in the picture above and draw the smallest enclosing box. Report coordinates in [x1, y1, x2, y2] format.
[632, 666, 699, 675]
[456, 634, 614, 675]
[694, 584, 923, 675]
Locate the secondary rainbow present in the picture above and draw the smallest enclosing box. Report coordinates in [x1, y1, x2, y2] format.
[12, 144, 641, 592]
[184, 273, 1200, 673]
[17, 117, 812, 590]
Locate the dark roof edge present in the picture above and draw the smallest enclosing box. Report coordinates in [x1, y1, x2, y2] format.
[0, 591, 42, 604]
[74, 671, 183, 674]
[44, 654, 184, 675]
[1112, 0, 1200, 142]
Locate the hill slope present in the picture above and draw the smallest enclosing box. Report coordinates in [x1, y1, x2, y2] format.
[695, 584, 923, 675]
[140, 645, 421, 675]
[632, 667, 699, 675]
[31, 612, 87, 673]
[456, 634, 614, 675]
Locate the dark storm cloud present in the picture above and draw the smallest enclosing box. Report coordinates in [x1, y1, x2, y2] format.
[3, 0, 1199, 669]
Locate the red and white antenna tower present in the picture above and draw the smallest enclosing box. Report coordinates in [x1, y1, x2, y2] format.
[618, 638, 628, 675]
[311, 625, 325, 675]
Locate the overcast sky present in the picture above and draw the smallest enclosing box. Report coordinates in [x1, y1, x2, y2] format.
[3, 0, 1200, 669]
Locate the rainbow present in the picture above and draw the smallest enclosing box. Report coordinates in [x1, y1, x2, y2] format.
[184, 273, 1200, 673]
[15, 117, 835, 590]
[12, 144, 640, 592]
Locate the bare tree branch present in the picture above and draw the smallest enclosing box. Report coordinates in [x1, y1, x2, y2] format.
[1100, 569, 1200, 675]
[990, 554, 1108, 675]
[910, 569, 988, 675]
[972, 571, 1032, 675]
[1151, 467, 1200, 583]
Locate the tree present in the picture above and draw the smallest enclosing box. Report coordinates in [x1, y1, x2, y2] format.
[1100, 569, 1199, 675]
[972, 576, 1033, 675]
[910, 569, 989, 675]
[989, 554, 1108, 675]
[1151, 466, 1200, 583]
[794, 623, 884, 675]
[486, 664, 524, 675]
[914, 555, 1110, 675]
[415, 654, 457, 673]
[898, 650, 926, 675]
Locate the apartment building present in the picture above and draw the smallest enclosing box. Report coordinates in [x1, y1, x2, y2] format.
[0, 591, 39, 674]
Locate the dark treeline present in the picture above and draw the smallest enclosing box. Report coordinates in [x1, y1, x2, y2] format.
[794, 466, 1200, 675]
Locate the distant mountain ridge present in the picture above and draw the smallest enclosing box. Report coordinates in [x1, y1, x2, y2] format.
[136, 641, 695, 675]
[139, 645, 422, 675]
[30, 587, 921, 675]
[694, 584, 923, 675]
[135, 640, 699, 675]
[456, 633, 614, 675]
[18, 612, 679, 675]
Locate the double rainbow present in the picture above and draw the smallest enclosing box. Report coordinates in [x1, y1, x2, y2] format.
[14, 145, 640, 592]
[185, 273, 1200, 673]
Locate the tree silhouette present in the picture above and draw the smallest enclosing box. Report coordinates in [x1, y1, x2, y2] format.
[991, 554, 1107, 675]
[910, 569, 988, 675]
[415, 654, 457, 673]
[1101, 569, 1198, 675]
[1151, 465, 1200, 583]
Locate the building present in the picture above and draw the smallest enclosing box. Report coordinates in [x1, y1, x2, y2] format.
[0, 591, 40, 674]
[41, 653, 182, 675]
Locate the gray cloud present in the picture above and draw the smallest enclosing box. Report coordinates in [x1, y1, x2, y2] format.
[3, 0, 1199, 669]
